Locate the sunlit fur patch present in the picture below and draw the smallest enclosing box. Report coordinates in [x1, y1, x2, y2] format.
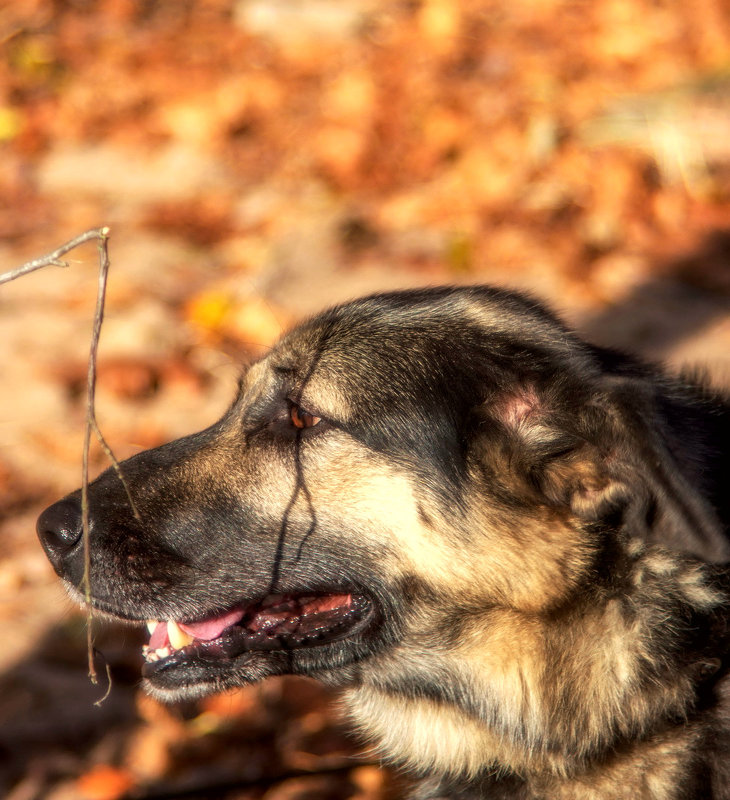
[343, 549, 723, 783]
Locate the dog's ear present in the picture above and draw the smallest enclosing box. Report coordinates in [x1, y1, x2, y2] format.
[477, 374, 728, 560]
[476, 379, 642, 524]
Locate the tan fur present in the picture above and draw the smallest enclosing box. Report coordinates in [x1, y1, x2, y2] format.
[345, 548, 719, 789]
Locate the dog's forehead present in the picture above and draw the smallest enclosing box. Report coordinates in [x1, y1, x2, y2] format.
[273, 287, 577, 368]
[269, 302, 438, 386]
[244, 287, 585, 420]
[284, 288, 573, 353]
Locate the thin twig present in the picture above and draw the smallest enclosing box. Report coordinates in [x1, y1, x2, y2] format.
[78, 228, 139, 689]
[0, 229, 105, 285]
[92, 652, 114, 707]
[81, 228, 111, 684]
[3, 228, 140, 696]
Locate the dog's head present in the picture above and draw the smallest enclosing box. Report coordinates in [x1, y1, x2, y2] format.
[36, 286, 728, 703]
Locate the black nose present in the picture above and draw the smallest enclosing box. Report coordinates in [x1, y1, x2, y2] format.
[37, 497, 84, 575]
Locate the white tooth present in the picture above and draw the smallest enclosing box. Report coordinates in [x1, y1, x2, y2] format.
[167, 620, 194, 650]
[146, 620, 158, 634]
[156, 647, 171, 659]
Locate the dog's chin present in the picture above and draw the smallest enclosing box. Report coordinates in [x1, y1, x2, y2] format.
[141, 651, 289, 703]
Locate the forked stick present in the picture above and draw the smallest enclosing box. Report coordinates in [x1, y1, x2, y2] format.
[1, 228, 138, 698]
[0, 228, 107, 285]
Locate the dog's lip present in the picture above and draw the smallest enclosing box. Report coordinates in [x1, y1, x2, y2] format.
[140, 591, 374, 676]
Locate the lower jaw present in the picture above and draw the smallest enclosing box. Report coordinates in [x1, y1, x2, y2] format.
[141, 596, 376, 689]
[141, 634, 320, 681]
[141, 640, 354, 701]
[142, 651, 283, 700]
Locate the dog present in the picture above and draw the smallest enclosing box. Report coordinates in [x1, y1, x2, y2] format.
[37, 286, 730, 799]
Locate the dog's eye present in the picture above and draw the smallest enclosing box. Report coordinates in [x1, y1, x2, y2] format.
[290, 404, 321, 430]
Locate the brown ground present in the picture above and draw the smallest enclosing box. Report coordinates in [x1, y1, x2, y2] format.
[1, 2, 730, 798]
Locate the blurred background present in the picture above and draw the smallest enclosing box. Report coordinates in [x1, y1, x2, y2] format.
[1, 1, 730, 798]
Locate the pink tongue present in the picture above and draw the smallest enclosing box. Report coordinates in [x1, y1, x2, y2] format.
[179, 607, 245, 641]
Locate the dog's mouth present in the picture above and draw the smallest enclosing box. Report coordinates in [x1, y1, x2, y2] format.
[141, 591, 372, 677]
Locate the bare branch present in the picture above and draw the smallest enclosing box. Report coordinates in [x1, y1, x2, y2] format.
[3, 227, 139, 697]
[92, 652, 114, 707]
[80, 228, 111, 684]
[0, 228, 109, 285]
[74, 228, 138, 690]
